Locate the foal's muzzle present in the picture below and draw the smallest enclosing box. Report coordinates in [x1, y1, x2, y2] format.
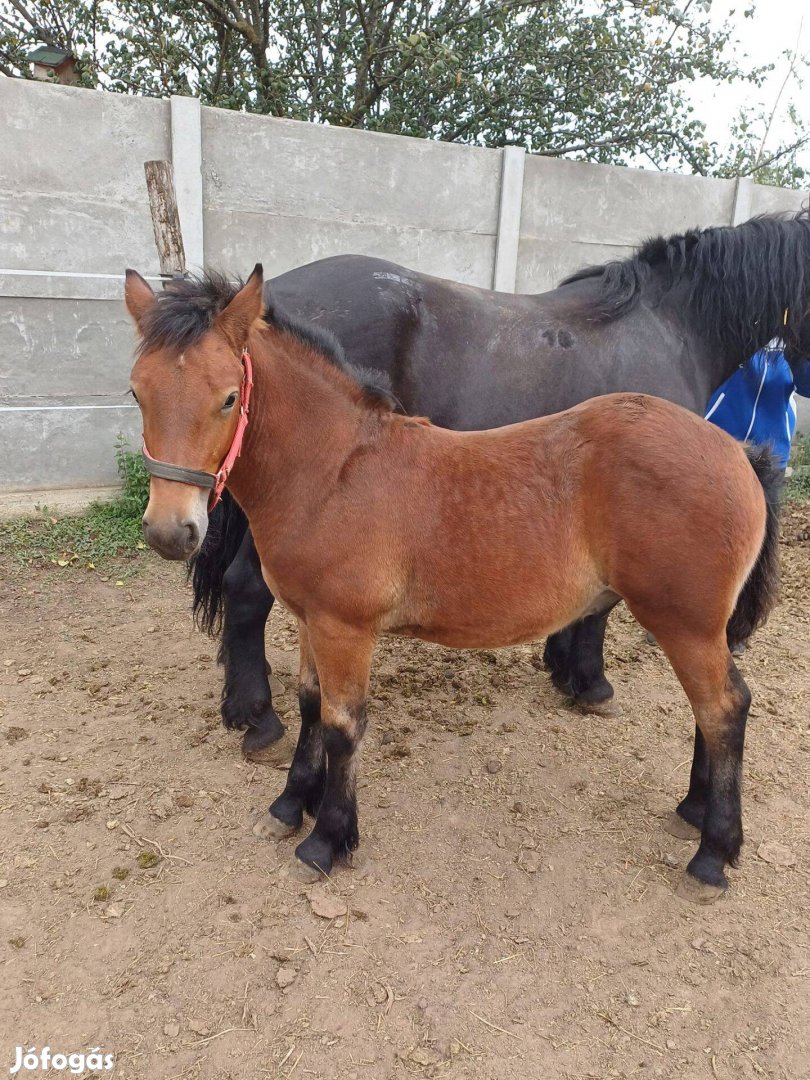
[142, 515, 203, 561]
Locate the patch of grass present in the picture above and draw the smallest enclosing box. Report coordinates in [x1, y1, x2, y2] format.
[0, 437, 150, 565]
[785, 435, 810, 502]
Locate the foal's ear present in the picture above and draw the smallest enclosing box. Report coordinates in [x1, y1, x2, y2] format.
[216, 264, 264, 351]
[124, 269, 156, 329]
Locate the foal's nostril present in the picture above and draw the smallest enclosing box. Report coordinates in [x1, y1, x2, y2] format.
[183, 520, 200, 550]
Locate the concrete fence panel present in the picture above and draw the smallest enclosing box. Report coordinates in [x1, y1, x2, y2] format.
[201, 108, 502, 285]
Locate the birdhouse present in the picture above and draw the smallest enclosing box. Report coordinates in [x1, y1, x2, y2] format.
[27, 46, 79, 85]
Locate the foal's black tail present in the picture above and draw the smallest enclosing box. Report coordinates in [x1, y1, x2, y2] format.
[188, 490, 250, 636]
[726, 444, 783, 646]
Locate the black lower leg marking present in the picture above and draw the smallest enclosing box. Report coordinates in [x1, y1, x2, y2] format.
[676, 725, 709, 831]
[687, 751, 745, 880]
[296, 708, 366, 876]
[270, 686, 326, 827]
[685, 664, 750, 894]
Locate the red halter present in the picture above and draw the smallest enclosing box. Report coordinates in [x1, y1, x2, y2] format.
[141, 349, 254, 512]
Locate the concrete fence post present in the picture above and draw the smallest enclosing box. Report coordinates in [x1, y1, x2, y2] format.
[492, 146, 526, 292]
[170, 95, 205, 270]
[731, 175, 754, 226]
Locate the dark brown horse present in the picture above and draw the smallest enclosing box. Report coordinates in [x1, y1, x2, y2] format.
[189, 210, 810, 758]
[126, 265, 780, 904]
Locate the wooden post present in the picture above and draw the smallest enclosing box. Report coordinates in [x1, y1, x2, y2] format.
[143, 160, 186, 278]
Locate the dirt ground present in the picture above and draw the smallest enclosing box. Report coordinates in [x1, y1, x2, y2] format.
[1, 505, 808, 1080]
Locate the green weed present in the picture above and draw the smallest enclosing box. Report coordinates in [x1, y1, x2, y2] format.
[786, 434, 810, 502]
[0, 437, 150, 566]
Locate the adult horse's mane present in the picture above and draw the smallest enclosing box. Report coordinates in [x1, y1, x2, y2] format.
[561, 209, 810, 361]
[138, 271, 397, 409]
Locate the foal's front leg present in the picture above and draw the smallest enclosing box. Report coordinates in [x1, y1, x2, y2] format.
[293, 621, 375, 878]
[652, 630, 750, 903]
[254, 622, 326, 840]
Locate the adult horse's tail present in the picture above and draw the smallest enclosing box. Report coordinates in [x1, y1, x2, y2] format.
[726, 445, 782, 645]
[188, 491, 250, 636]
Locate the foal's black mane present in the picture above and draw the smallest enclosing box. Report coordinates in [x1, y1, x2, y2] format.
[561, 209, 810, 361]
[139, 271, 397, 409]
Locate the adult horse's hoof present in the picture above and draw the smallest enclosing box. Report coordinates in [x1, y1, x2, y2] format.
[576, 696, 622, 718]
[223, 692, 285, 736]
[549, 672, 573, 695]
[570, 674, 620, 717]
[238, 704, 285, 743]
[242, 726, 293, 765]
[664, 811, 702, 841]
[675, 871, 727, 905]
[253, 811, 298, 841]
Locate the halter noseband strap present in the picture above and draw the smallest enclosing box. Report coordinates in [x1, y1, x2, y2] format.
[141, 349, 254, 512]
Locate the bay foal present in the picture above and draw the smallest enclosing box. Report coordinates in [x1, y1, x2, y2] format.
[126, 266, 780, 904]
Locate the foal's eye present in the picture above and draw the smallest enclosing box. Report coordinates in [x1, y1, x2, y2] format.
[222, 392, 238, 411]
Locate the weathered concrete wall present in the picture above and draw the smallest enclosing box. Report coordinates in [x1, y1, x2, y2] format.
[1, 84, 170, 274]
[0, 79, 807, 493]
[0, 80, 167, 491]
[517, 156, 738, 292]
[201, 107, 501, 285]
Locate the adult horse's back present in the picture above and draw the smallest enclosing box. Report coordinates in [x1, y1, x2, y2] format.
[269, 252, 719, 427]
[192, 211, 810, 754]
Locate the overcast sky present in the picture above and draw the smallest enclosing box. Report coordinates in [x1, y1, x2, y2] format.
[692, 0, 807, 170]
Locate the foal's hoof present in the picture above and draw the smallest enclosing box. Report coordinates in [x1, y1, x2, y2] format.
[664, 811, 702, 841]
[576, 696, 622, 718]
[253, 811, 298, 841]
[675, 871, 727, 905]
[290, 858, 324, 885]
[295, 834, 334, 880]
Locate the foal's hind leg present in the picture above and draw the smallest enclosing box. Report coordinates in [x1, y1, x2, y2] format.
[649, 630, 750, 903]
[665, 725, 708, 840]
[220, 530, 285, 756]
[254, 623, 327, 841]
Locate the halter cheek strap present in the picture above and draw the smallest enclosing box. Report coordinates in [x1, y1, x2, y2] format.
[141, 349, 254, 512]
